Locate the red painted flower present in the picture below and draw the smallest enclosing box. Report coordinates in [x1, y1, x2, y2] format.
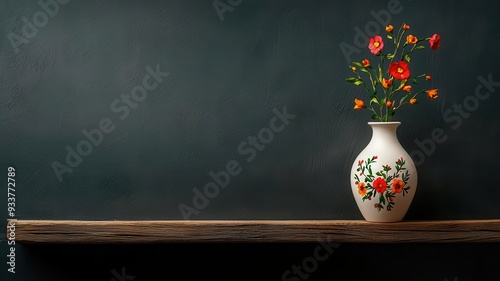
[389, 61, 410, 80]
[373, 177, 387, 193]
[368, 35, 384, 55]
[429, 34, 441, 50]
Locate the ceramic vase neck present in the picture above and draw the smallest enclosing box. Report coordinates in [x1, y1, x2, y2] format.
[368, 122, 401, 147]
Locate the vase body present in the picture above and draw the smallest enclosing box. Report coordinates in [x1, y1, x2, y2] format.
[350, 122, 417, 222]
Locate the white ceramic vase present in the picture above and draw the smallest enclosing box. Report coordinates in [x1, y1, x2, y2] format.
[350, 122, 417, 222]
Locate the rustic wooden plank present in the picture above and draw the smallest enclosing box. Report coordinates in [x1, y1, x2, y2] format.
[11, 220, 500, 244]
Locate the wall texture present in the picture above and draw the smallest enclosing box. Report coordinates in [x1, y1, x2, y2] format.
[1, 0, 499, 280]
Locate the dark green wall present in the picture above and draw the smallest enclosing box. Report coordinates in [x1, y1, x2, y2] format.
[1, 0, 499, 280]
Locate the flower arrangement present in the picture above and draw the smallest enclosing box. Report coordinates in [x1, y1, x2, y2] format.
[346, 23, 441, 121]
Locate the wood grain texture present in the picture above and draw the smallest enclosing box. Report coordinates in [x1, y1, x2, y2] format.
[11, 220, 500, 244]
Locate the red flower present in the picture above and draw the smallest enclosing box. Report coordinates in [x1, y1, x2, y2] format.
[362, 59, 370, 67]
[373, 177, 387, 193]
[368, 35, 384, 55]
[389, 61, 410, 80]
[429, 34, 441, 50]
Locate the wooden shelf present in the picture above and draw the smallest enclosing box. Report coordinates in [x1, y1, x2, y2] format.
[9, 219, 500, 244]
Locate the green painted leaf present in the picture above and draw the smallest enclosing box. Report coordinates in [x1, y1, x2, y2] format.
[387, 35, 393, 40]
[415, 45, 425, 50]
[412, 78, 418, 84]
[353, 80, 363, 86]
[404, 54, 410, 63]
[353, 62, 363, 67]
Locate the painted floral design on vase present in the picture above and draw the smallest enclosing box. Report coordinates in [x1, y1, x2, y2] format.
[350, 122, 417, 222]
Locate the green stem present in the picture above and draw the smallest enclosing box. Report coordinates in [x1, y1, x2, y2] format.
[389, 25, 405, 66]
[354, 71, 372, 95]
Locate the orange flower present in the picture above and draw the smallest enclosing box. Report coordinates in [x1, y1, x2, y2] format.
[391, 179, 405, 194]
[386, 101, 393, 108]
[409, 98, 417, 104]
[402, 85, 412, 92]
[362, 59, 370, 67]
[429, 34, 441, 50]
[368, 35, 384, 55]
[351, 66, 356, 71]
[403, 23, 410, 30]
[358, 182, 367, 196]
[354, 99, 365, 110]
[425, 75, 432, 80]
[406, 34, 417, 44]
[381, 78, 393, 89]
[385, 25, 394, 32]
[427, 89, 438, 99]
